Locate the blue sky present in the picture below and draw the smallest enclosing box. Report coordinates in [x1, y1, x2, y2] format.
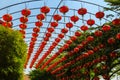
[0, 0, 119, 80]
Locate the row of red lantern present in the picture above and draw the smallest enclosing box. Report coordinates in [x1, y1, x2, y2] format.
[50, 36, 95, 74]
[40, 31, 82, 70]
[46, 35, 94, 72]
[50, 24, 120, 74]
[35, 20, 72, 68]
[29, 12, 47, 68]
[20, 8, 31, 68]
[31, 25, 59, 68]
[58, 55, 108, 80]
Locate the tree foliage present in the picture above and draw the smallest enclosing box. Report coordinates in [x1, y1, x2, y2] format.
[29, 69, 56, 80]
[0, 26, 27, 80]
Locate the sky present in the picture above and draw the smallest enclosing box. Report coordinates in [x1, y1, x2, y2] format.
[0, 0, 119, 80]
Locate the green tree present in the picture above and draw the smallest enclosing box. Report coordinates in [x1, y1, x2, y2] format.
[0, 26, 27, 80]
[104, 0, 120, 11]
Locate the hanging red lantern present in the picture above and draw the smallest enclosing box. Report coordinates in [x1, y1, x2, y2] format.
[35, 21, 43, 27]
[70, 15, 79, 23]
[94, 30, 102, 37]
[66, 39, 72, 44]
[53, 14, 62, 21]
[102, 25, 111, 31]
[66, 22, 73, 28]
[63, 43, 69, 49]
[44, 37, 49, 41]
[30, 41, 35, 45]
[21, 9, 31, 17]
[110, 52, 118, 58]
[33, 27, 40, 33]
[112, 18, 120, 25]
[107, 37, 115, 44]
[19, 23, 27, 29]
[116, 33, 120, 40]
[2, 22, 12, 28]
[70, 36, 77, 41]
[80, 25, 88, 31]
[59, 5, 69, 14]
[86, 36, 94, 42]
[20, 16, 28, 23]
[52, 42, 58, 46]
[58, 33, 64, 38]
[50, 22, 58, 27]
[47, 27, 54, 33]
[40, 6, 50, 14]
[74, 47, 79, 52]
[31, 37, 37, 42]
[36, 13, 45, 20]
[46, 32, 51, 37]
[32, 33, 38, 37]
[87, 19, 95, 26]
[19, 30, 26, 34]
[95, 11, 104, 19]
[93, 77, 100, 80]
[55, 38, 61, 42]
[75, 31, 82, 37]
[41, 41, 47, 45]
[61, 28, 68, 33]
[2, 14, 12, 22]
[78, 8, 87, 15]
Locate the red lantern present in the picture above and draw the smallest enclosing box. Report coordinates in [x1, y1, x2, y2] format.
[35, 21, 43, 27]
[74, 47, 79, 52]
[19, 23, 27, 29]
[66, 39, 72, 44]
[95, 11, 104, 19]
[66, 22, 73, 28]
[2, 22, 12, 28]
[116, 33, 120, 40]
[87, 19, 95, 26]
[58, 33, 64, 38]
[112, 18, 120, 25]
[31, 37, 37, 42]
[102, 25, 111, 31]
[47, 27, 54, 33]
[80, 25, 88, 31]
[75, 31, 82, 37]
[110, 52, 118, 58]
[55, 38, 61, 42]
[70, 15, 79, 23]
[50, 22, 58, 27]
[41, 41, 47, 45]
[86, 36, 94, 42]
[93, 77, 100, 80]
[2, 14, 12, 22]
[107, 37, 115, 44]
[70, 36, 77, 41]
[59, 6, 69, 14]
[44, 37, 49, 41]
[40, 6, 50, 14]
[63, 43, 69, 49]
[46, 32, 51, 37]
[61, 28, 68, 33]
[33, 27, 40, 33]
[78, 8, 87, 15]
[52, 42, 58, 46]
[20, 16, 28, 23]
[53, 14, 62, 21]
[21, 9, 31, 17]
[94, 30, 102, 37]
[32, 33, 38, 37]
[36, 13, 45, 20]
[19, 30, 26, 34]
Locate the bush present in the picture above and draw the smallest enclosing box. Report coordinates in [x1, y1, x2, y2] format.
[0, 26, 27, 80]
